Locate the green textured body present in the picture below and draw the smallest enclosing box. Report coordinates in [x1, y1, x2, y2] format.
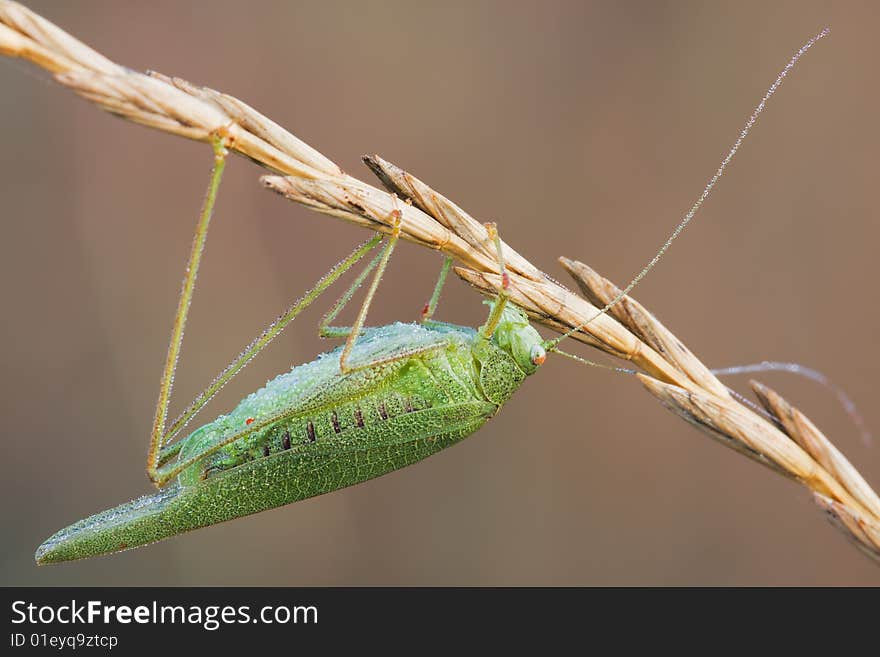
[36, 312, 542, 563]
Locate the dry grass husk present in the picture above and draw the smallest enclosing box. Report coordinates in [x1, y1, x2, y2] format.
[2, 1, 877, 564]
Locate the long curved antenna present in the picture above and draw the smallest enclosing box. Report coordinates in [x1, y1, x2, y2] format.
[712, 361, 871, 446]
[548, 27, 830, 350]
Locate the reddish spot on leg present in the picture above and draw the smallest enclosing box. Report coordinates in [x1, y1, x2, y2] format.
[245, 417, 255, 425]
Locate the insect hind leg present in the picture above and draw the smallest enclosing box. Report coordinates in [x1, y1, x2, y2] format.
[147, 233, 382, 486]
[146, 133, 230, 485]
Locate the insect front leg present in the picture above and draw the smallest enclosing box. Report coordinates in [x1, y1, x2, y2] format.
[478, 222, 511, 339]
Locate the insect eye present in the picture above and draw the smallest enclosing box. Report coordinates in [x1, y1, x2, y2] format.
[530, 344, 546, 366]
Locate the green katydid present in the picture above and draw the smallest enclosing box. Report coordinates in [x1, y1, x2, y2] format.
[35, 135, 566, 564]
[33, 28, 840, 565]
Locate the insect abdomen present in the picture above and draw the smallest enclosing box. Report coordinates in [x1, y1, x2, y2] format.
[35, 401, 495, 563]
[186, 337, 486, 483]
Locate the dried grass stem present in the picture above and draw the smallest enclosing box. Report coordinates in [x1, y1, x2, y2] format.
[2, 1, 876, 563]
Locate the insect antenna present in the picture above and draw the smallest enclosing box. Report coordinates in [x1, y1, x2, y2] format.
[711, 361, 872, 445]
[546, 27, 830, 352]
[552, 348, 637, 376]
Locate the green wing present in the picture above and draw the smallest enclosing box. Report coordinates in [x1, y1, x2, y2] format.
[36, 400, 495, 564]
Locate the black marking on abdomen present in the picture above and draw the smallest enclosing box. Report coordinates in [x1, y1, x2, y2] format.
[354, 406, 364, 428]
[331, 411, 342, 434]
[404, 396, 415, 413]
[282, 430, 291, 450]
[306, 421, 316, 443]
[262, 444, 270, 458]
[377, 400, 388, 421]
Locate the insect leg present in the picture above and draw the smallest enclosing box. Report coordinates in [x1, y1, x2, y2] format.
[338, 341, 450, 376]
[478, 222, 511, 339]
[420, 255, 454, 323]
[147, 134, 229, 484]
[318, 248, 385, 339]
[336, 201, 404, 373]
[323, 233, 452, 337]
[150, 234, 383, 481]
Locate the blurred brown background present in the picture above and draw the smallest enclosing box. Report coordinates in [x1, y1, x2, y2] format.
[1, 0, 878, 586]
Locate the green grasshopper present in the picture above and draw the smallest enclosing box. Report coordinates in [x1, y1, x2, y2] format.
[35, 136, 566, 564]
[34, 27, 835, 564]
